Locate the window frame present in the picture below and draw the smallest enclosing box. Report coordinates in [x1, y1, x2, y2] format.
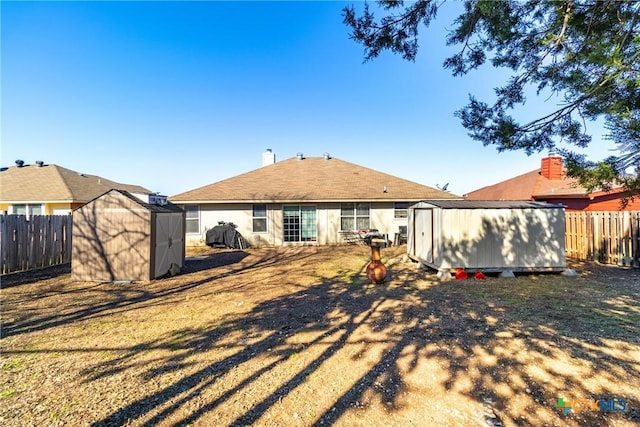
[12, 204, 43, 217]
[252, 204, 268, 233]
[340, 202, 370, 231]
[283, 205, 317, 243]
[184, 205, 200, 235]
[394, 202, 410, 219]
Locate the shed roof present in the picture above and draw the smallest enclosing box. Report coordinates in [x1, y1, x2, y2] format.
[0, 163, 150, 203]
[170, 156, 460, 203]
[79, 189, 184, 214]
[414, 200, 564, 209]
[119, 190, 184, 213]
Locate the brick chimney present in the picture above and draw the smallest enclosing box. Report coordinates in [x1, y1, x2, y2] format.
[540, 156, 563, 180]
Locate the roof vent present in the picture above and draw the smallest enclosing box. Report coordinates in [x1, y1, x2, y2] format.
[35, 160, 44, 167]
[323, 152, 331, 160]
[15, 160, 24, 168]
[296, 152, 304, 160]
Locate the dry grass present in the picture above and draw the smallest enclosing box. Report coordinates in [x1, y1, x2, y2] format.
[1, 245, 639, 426]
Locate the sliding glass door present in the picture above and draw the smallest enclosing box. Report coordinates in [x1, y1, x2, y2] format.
[283, 206, 317, 243]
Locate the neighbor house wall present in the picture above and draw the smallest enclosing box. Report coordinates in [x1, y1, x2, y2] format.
[48, 203, 72, 215]
[539, 193, 640, 212]
[0, 202, 79, 215]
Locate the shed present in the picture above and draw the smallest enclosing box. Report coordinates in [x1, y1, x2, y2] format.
[407, 200, 566, 272]
[72, 189, 185, 282]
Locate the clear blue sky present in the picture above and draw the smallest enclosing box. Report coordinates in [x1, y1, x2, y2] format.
[1, 1, 617, 197]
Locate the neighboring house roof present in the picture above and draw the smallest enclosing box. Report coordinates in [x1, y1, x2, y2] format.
[465, 170, 543, 200]
[0, 163, 151, 203]
[464, 156, 589, 201]
[170, 156, 460, 203]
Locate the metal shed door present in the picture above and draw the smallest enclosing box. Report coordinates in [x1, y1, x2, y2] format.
[414, 209, 434, 263]
[154, 213, 184, 278]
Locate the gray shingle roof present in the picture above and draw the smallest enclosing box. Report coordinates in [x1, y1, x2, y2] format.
[170, 156, 460, 203]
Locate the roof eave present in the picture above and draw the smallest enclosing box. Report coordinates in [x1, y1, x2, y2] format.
[0, 199, 81, 204]
[170, 197, 459, 204]
[533, 193, 589, 199]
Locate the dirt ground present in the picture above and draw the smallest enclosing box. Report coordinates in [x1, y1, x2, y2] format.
[1, 245, 639, 427]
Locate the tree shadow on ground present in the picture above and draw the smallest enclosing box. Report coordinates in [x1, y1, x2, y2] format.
[81, 249, 639, 426]
[0, 263, 71, 288]
[182, 250, 250, 274]
[1, 248, 313, 339]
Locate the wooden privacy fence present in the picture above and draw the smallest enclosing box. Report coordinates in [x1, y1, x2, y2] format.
[0, 215, 72, 274]
[565, 211, 640, 267]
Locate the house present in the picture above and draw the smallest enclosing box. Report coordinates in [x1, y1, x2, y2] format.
[72, 189, 185, 282]
[407, 200, 566, 273]
[0, 160, 151, 215]
[170, 151, 460, 247]
[464, 156, 640, 211]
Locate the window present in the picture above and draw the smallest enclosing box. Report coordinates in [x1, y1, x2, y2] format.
[184, 205, 200, 234]
[253, 204, 267, 232]
[13, 204, 27, 215]
[340, 203, 370, 231]
[394, 202, 410, 219]
[283, 206, 317, 242]
[12, 204, 43, 217]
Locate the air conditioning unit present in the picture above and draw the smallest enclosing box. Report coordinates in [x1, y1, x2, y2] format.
[148, 194, 168, 206]
[132, 192, 168, 206]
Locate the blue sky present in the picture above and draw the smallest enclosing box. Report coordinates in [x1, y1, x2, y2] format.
[1, 1, 617, 197]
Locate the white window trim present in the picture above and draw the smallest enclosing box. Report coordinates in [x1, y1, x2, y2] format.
[11, 203, 44, 217]
[283, 205, 317, 243]
[394, 202, 410, 219]
[252, 204, 268, 233]
[184, 205, 200, 235]
[340, 202, 371, 231]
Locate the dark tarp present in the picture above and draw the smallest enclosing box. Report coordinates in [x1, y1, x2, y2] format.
[205, 225, 246, 249]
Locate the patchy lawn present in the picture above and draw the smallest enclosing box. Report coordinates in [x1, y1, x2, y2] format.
[1, 245, 639, 427]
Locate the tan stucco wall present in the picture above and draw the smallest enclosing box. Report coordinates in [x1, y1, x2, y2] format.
[185, 202, 409, 248]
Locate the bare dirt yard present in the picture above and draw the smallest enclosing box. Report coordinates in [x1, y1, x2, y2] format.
[1, 245, 639, 427]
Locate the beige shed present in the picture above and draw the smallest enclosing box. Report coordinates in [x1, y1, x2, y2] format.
[407, 200, 566, 272]
[72, 189, 185, 282]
